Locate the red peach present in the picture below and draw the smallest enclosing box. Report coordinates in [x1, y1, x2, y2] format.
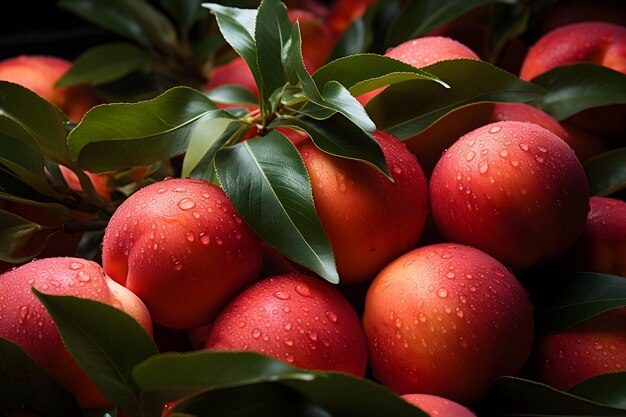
[207, 273, 367, 376]
[327, 0, 377, 35]
[560, 196, 626, 277]
[362, 243, 534, 404]
[204, 56, 259, 98]
[0, 257, 152, 408]
[58, 165, 111, 201]
[102, 177, 263, 329]
[429, 121, 590, 270]
[297, 130, 429, 284]
[401, 393, 477, 417]
[0, 55, 101, 122]
[531, 308, 626, 391]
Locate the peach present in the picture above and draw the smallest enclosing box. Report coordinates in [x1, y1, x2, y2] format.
[362, 243, 534, 404]
[101, 177, 263, 329]
[204, 56, 259, 98]
[58, 165, 111, 201]
[207, 273, 367, 376]
[297, 130, 429, 284]
[519, 21, 626, 139]
[327, 0, 377, 35]
[429, 121, 590, 270]
[401, 394, 477, 417]
[560, 196, 626, 277]
[531, 308, 626, 391]
[0, 257, 152, 408]
[0, 55, 101, 122]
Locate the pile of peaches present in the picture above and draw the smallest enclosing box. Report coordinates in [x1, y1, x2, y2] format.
[0, 0, 624, 416]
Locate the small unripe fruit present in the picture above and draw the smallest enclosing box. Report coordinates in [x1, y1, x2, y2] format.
[401, 393, 477, 417]
[363, 243, 534, 404]
[297, 131, 429, 284]
[0, 257, 152, 408]
[430, 120, 590, 270]
[102, 177, 263, 329]
[207, 273, 367, 376]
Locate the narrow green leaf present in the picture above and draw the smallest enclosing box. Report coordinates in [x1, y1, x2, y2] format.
[269, 114, 389, 177]
[59, 0, 178, 49]
[57, 43, 151, 87]
[570, 372, 626, 410]
[367, 59, 545, 139]
[329, 19, 367, 60]
[255, 0, 291, 93]
[161, 0, 207, 31]
[33, 291, 160, 417]
[283, 22, 321, 98]
[214, 131, 338, 283]
[538, 272, 626, 334]
[68, 87, 232, 173]
[485, 376, 626, 416]
[0, 209, 58, 263]
[205, 85, 258, 105]
[386, 0, 514, 46]
[0, 337, 83, 417]
[532, 64, 626, 120]
[182, 117, 242, 177]
[313, 54, 447, 95]
[319, 80, 375, 132]
[0, 81, 70, 165]
[584, 147, 626, 197]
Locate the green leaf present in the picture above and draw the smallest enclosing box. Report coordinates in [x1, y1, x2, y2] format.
[584, 147, 626, 197]
[570, 372, 626, 410]
[182, 118, 243, 177]
[161, 0, 207, 31]
[538, 272, 626, 334]
[205, 85, 258, 105]
[0, 81, 70, 165]
[531, 64, 626, 120]
[59, 0, 178, 50]
[329, 19, 367, 60]
[0, 337, 83, 417]
[255, 0, 291, 94]
[214, 131, 338, 283]
[33, 291, 160, 417]
[313, 54, 448, 96]
[386, 0, 514, 47]
[56, 43, 151, 87]
[0, 116, 59, 197]
[0, 209, 58, 263]
[68, 86, 233, 173]
[319, 80, 376, 132]
[269, 114, 389, 177]
[485, 376, 626, 416]
[173, 382, 332, 417]
[367, 59, 545, 139]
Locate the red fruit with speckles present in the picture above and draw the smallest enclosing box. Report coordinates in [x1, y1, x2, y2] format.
[0, 257, 152, 409]
[560, 196, 626, 277]
[102, 178, 263, 329]
[207, 273, 367, 376]
[401, 393, 477, 417]
[362, 243, 534, 404]
[430, 120, 590, 270]
[297, 131, 429, 284]
[531, 308, 626, 391]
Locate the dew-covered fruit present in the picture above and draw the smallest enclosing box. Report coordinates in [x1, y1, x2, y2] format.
[362, 243, 534, 404]
[429, 120, 590, 270]
[206, 273, 367, 376]
[0, 257, 152, 409]
[102, 177, 263, 329]
[297, 130, 429, 284]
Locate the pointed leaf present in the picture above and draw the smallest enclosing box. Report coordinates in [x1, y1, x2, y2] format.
[205, 85, 258, 105]
[0, 81, 70, 165]
[59, 0, 178, 49]
[0, 337, 83, 417]
[182, 118, 243, 177]
[538, 272, 626, 333]
[570, 372, 626, 410]
[386, 0, 515, 46]
[57, 43, 151, 87]
[320, 80, 376, 132]
[531, 64, 626, 120]
[0, 209, 59, 263]
[33, 291, 159, 417]
[214, 131, 338, 283]
[269, 114, 389, 177]
[255, 0, 291, 93]
[367, 59, 545, 139]
[68, 87, 233, 173]
[584, 147, 626, 197]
